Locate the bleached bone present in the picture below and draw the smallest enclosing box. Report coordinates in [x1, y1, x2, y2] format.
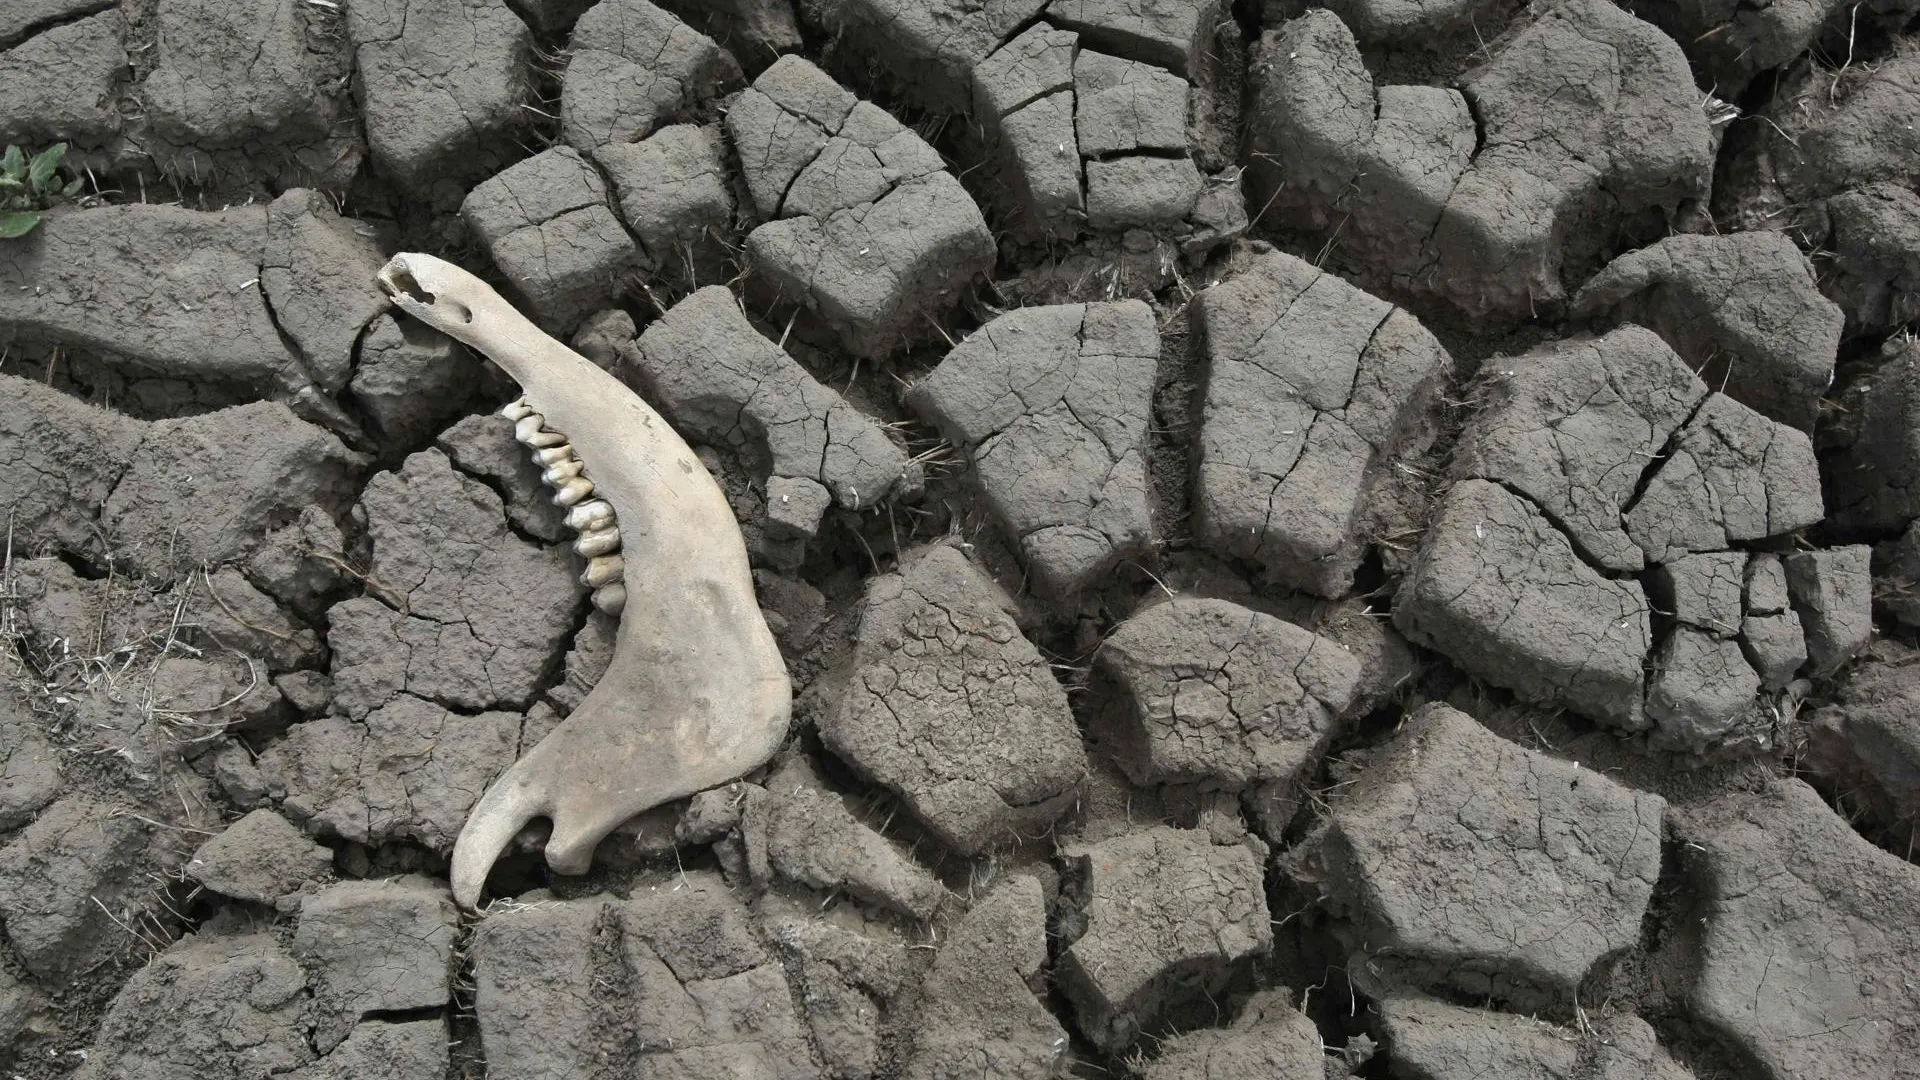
[376, 252, 792, 911]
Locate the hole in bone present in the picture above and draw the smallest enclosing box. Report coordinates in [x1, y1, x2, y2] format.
[381, 266, 430, 303]
[381, 265, 472, 324]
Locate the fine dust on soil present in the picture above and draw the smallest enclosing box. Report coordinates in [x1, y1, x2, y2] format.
[4, 1, 1920, 1079]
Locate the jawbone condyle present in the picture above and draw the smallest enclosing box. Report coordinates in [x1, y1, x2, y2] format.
[376, 252, 792, 911]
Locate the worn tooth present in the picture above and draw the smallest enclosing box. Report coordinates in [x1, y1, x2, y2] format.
[566, 499, 616, 532]
[552, 477, 595, 506]
[574, 527, 620, 557]
[499, 398, 535, 421]
[581, 553, 625, 588]
[591, 583, 626, 616]
[543, 459, 584, 484]
[513, 414, 546, 442]
[532, 444, 574, 466]
[522, 429, 568, 448]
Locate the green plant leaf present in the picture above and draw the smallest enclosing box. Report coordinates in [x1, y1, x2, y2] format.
[63, 177, 84, 198]
[1, 145, 22, 180]
[0, 210, 42, 239]
[28, 143, 66, 192]
[0, 176, 22, 190]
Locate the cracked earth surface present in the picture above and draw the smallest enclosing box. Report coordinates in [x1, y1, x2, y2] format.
[4, 1, 1920, 1078]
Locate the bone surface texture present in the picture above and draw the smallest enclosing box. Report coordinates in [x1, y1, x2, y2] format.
[375, 252, 792, 910]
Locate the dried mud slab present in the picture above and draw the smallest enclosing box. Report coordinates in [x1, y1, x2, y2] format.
[0, 10, 125, 164]
[969, 7, 1246, 249]
[1193, 251, 1449, 596]
[68, 914, 454, 1080]
[1743, 554, 1808, 690]
[1717, 45, 1920, 231]
[1826, 336, 1920, 532]
[285, 1019, 449, 1080]
[559, 0, 740, 152]
[821, 545, 1088, 855]
[295, 877, 458, 1052]
[184, 808, 333, 905]
[72, 932, 313, 1080]
[730, 56, 995, 359]
[345, 0, 533, 196]
[436, 414, 571, 543]
[254, 698, 526, 853]
[1137, 988, 1324, 1077]
[0, 0, 112, 50]
[0, 201, 386, 410]
[1419, 326, 1825, 746]
[1803, 651, 1920, 857]
[626, 284, 921, 538]
[0, 693, 62, 833]
[0, 796, 150, 981]
[1573, 232, 1842, 431]
[594, 123, 737, 289]
[1297, 0, 1510, 44]
[133, 0, 360, 185]
[907, 300, 1159, 598]
[1396, 479, 1654, 730]
[263, 189, 408, 403]
[470, 873, 815, 1078]
[0, 375, 363, 576]
[326, 449, 576, 717]
[739, 758, 948, 920]
[1817, 182, 1920, 340]
[1058, 824, 1271, 1052]
[1299, 705, 1664, 1010]
[0, 374, 144, 555]
[1093, 597, 1362, 825]
[1621, 394, 1823, 566]
[1244, 10, 1472, 282]
[797, 0, 1046, 114]
[763, 913, 909, 1080]
[1670, 779, 1920, 1080]
[352, 312, 483, 448]
[1251, 1, 1711, 319]
[900, 874, 1067, 1080]
[1377, 996, 1692, 1080]
[1786, 546, 1874, 676]
[463, 147, 641, 333]
[1624, 0, 1920, 94]
[0, 0, 358, 188]
[105, 402, 364, 574]
[467, 895, 602, 1079]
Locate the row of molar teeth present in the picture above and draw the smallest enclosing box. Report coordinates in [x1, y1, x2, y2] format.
[500, 397, 627, 616]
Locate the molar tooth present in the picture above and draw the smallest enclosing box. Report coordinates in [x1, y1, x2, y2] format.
[574, 527, 620, 557]
[581, 553, 625, 588]
[552, 477, 595, 506]
[522, 429, 568, 448]
[566, 499, 615, 532]
[532, 444, 574, 466]
[543, 459, 584, 484]
[591, 583, 626, 616]
[513, 414, 546, 442]
[499, 398, 534, 421]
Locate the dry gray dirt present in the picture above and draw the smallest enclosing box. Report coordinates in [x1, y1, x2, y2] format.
[3, 1, 1920, 1078]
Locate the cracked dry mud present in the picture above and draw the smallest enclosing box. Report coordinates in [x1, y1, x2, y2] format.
[3, 1, 1920, 1078]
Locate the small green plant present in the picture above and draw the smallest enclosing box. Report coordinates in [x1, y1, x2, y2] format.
[0, 143, 84, 238]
